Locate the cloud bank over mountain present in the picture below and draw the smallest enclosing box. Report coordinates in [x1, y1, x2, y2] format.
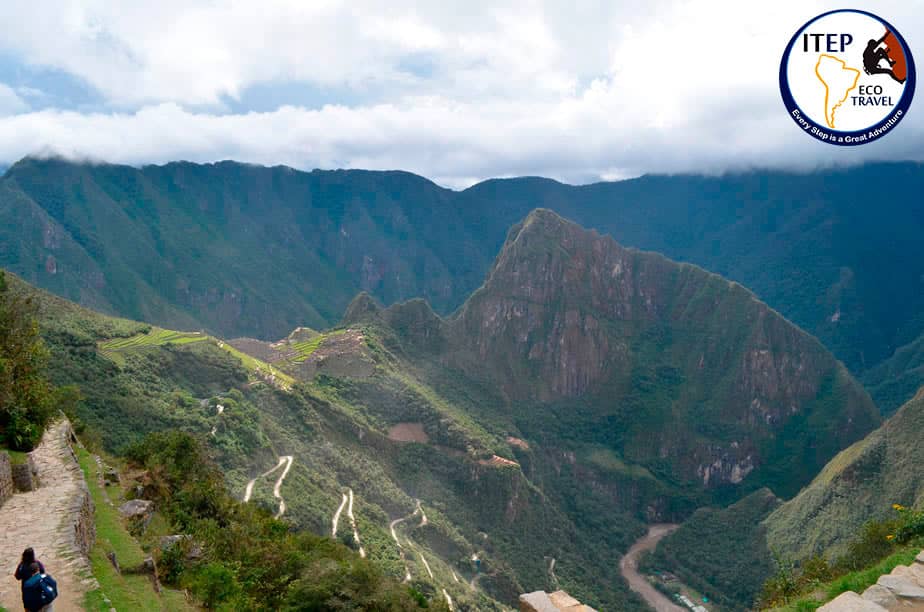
[0, 0, 920, 186]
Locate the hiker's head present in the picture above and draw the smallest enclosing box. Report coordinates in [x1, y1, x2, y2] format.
[28, 562, 40, 576]
[21, 548, 35, 564]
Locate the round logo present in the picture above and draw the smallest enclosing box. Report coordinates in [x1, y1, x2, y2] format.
[780, 9, 915, 145]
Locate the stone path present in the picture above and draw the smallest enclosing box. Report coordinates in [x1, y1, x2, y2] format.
[0, 420, 97, 612]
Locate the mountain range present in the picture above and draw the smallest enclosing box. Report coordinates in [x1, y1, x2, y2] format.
[3, 205, 884, 610]
[2, 157, 923, 412]
[4, 156, 924, 610]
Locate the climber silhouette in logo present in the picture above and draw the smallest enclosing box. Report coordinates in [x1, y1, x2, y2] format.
[863, 31, 906, 84]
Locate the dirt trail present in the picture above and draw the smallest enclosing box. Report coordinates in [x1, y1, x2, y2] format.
[243, 456, 286, 503]
[0, 421, 97, 612]
[469, 554, 485, 590]
[209, 404, 224, 437]
[272, 456, 293, 518]
[389, 502, 422, 582]
[331, 493, 347, 537]
[419, 551, 435, 579]
[242, 455, 294, 518]
[619, 524, 684, 612]
[548, 557, 559, 589]
[346, 489, 365, 558]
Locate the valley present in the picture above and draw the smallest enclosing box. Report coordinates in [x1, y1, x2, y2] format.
[620, 525, 684, 612]
[1, 3, 922, 610]
[1, 199, 891, 610]
[2, 158, 922, 411]
[0, 159, 919, 611]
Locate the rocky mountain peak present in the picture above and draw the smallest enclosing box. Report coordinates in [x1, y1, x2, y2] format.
[440, 210, 878, 494]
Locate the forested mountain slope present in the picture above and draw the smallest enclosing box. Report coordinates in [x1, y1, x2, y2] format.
[2, 158, 921, 408]
[0, 210, 882, 610]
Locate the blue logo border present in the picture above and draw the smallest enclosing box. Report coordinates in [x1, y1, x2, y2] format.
[779, 9, 915, 146]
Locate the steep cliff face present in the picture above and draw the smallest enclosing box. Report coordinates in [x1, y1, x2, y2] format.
[432, 210, 878, 495]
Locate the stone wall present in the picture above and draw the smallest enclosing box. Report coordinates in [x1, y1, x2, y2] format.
[70, 480, 95, 557]
[0, 452, 12, 505]
[11, 455, 37, 492]
[60, 420, 95, 557]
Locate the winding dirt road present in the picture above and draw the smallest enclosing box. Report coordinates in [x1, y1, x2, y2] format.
[332, 493, 347, 537]
[346, 489, 366, 558]
[243, 456, 286, 502]
[272, 456, 293, 518]
[619, 524, 684, 612]
[389, 504, 419, 582]
[242, 455, 294, 518]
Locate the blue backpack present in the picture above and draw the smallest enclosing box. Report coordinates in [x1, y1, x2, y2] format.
[23, 572, 57, 610]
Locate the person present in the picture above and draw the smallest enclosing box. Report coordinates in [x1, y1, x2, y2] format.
[13, 548, 44, 595]
[863, 34, 903, 83]
[21, 563, 57, 612]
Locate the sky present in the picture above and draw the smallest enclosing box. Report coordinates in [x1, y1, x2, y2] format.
[0, 0, 920, 187]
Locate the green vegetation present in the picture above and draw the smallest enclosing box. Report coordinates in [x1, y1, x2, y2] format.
[99, 327, 295, 388]
[218, 342, 295, 388]
[6, 448, 29, 465]
[644, 489, 781, 611]
[0, 270, 56, 449]
[287, 329, 346, 364]
[3, 158, 924, 413]
[764, 388, 924, 564]
[0, 198, 897, 611]
[99, 328, 208, 361]
[76, 445, 192, 611]
[583, 447, 656, 481]
[864, 332, 924, 414]
[758, 505, 924, 609]
[125, 430, 445, 611]
[5, 271, 521, 609]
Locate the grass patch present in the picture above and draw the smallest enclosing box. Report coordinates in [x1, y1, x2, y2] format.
[76, 446, 192, 611]
[584, 447, 656, 481]
[774, 547, 921, 611]
[4, 448, 30, 465]
[98, 326, 295, 389]
[218, 342, 295, 388]
[287, 329, 347, 363]
[99, 327, 208, 364]
[826, 547, 920, 599]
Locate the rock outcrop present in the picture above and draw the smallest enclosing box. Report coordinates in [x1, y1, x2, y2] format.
[394, 209, 878, 495]
[519, 589, 598, 612]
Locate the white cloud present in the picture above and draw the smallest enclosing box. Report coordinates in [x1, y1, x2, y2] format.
[0, 85, 28, 116]
[0, 0, 920, 184]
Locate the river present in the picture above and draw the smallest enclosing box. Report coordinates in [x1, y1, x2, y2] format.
[619, 523, 685, 612]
